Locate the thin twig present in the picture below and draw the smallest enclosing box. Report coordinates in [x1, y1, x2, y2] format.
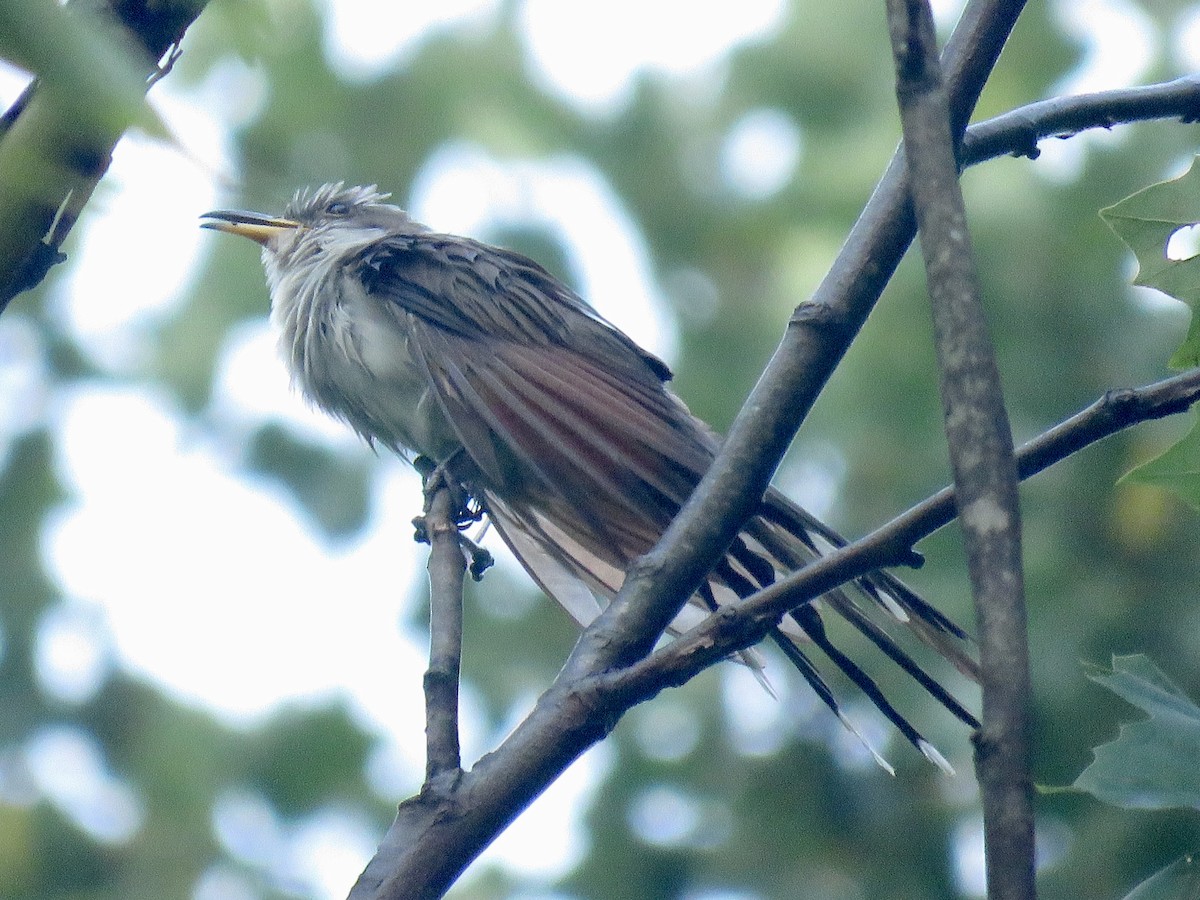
[897, 369, 1200, 543]
[417, 470, 466, 781]
[889, 3, 1033, 898]
[961, 75, 1200, 167]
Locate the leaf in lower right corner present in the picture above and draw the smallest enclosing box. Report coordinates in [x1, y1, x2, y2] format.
[1073, 655, 1200, 812]
[1101, 157, 1200, 368]
[1123, 853, 1200, 900]
[1121, 413, 1200, 511]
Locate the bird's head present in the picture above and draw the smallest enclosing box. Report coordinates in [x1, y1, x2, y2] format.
[201, 183, 424, 267]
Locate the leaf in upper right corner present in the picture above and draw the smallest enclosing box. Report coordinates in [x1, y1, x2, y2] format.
[1120, 413, 1200, 510]
[1072, 655, 1200, 812]
[1100, 157, 1200, 368]
[1122, 853, 1200, 900]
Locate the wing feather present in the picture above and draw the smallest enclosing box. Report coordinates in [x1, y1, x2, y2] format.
[403, 316, 704, 558]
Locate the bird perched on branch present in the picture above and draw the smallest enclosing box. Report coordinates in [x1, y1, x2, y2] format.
[202, 183, 979, 771]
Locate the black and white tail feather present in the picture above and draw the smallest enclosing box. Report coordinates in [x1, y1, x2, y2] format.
[486, 483, 979, 775]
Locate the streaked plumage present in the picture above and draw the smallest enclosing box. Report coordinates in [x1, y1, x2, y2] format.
[202, 183, 979, 770]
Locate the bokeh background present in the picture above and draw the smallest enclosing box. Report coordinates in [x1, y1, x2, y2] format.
[3, 0, 1200, 897]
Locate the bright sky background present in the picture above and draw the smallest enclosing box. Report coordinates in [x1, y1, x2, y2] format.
[0, 0, 1171, 897]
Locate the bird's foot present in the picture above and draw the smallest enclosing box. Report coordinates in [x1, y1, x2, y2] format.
[412, 455, 494, 580]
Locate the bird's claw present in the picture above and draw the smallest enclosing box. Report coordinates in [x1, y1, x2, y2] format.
[412, 457, 493, 579]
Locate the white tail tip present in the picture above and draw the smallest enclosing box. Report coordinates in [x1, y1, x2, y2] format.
[879, 592, 910, 623]
[837, 712, 896, 776]
[740, 649, 778, 699]
[919, 739, 956, 776]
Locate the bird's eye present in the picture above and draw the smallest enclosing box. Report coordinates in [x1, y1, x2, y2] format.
[326, 201, 350, 216]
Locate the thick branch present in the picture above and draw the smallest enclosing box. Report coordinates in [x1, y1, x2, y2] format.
[888, 3, 1033, 898]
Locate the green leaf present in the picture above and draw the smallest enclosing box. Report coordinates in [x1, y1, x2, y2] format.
[1121, 413, 1200, 510]
[1100, 157, 1200, 368]
[1073, 655, 1200, 811]
[1123, 853, 1200, 900]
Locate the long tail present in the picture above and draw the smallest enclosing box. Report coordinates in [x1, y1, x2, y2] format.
[716, 493, 979, 769]
[484, 489, 979, 771]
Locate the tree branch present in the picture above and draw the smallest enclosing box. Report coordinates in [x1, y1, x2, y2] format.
[961, 75, 1200, 167]
[0, 0, 208, 310]
[889, 3, 1032, 897]
[901, 369, 1200, 544]
[417, 471, 466, 782]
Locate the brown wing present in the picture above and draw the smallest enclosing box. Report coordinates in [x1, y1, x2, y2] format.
[357, 233, 716, 567]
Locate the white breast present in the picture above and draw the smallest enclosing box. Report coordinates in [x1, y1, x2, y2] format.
[267, 252, 460, 461]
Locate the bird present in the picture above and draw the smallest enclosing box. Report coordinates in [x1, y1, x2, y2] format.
[201, 182, 979, 771]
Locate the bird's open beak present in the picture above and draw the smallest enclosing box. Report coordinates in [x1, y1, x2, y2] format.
[200, 209, 302, 246]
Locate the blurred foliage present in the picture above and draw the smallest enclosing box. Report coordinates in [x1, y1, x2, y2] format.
[0, 0, 165, 137]
[4, 0, 1200, 898]
[0, 0, 205, 305]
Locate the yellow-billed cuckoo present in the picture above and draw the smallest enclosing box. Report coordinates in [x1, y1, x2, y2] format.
[202, 183, 979, 771]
